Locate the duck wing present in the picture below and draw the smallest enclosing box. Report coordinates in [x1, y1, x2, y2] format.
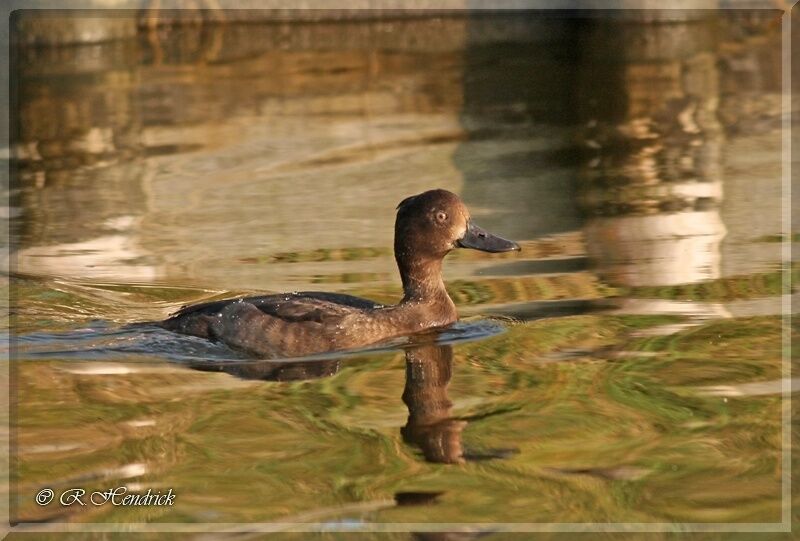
[257, 295, 366, 323]
[160, 292, 382, 344]
[179, 296, 373, 359]
[168, 291, 380, 320]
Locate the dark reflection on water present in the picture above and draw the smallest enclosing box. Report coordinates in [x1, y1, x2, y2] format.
[457, 13, 584, 242]
[577, 16, 725, 292]
[190, 338, 518, 466]
[402, 341, 520, 465]
[402, 343, 467, 465]
[9, 9, 790, 526]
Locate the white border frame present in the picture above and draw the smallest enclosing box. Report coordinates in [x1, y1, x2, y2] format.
[0, 1, 793, 536]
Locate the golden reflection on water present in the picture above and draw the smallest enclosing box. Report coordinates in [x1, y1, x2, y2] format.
[14, 315, 785, 524]
[8, 9, 792, 527]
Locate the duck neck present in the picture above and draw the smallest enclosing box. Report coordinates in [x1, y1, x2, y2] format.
[396, 255, 450, 303]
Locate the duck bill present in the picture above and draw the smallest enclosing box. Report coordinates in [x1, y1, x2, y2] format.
[456, 221, 521, 253]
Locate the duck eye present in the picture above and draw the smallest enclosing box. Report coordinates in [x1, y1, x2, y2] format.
[435, 211, 448, 223]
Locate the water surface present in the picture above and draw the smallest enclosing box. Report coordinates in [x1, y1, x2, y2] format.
[7, 10, 793, 529]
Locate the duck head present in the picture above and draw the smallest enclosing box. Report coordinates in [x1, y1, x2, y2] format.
[394, 189, 520, 298]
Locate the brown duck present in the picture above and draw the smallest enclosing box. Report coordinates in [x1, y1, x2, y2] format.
[160, 189, 520, 358]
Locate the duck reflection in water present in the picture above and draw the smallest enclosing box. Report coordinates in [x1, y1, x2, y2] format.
[190, 339, 517, 465]
[401, 342, 466, 464]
